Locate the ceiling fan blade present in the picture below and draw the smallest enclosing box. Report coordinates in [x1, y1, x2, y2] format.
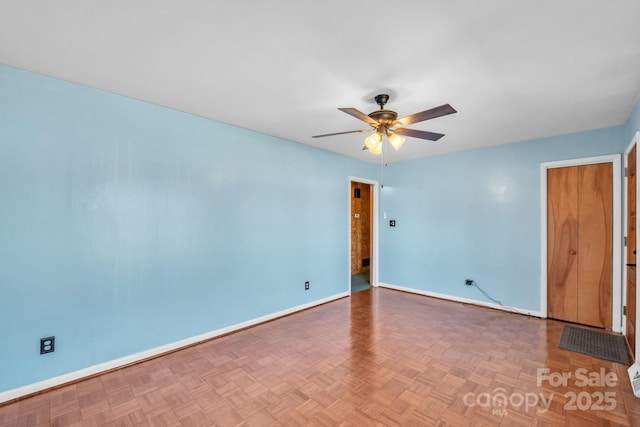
[338, 108, 379, 125]
[396, 104, 456, 126]
[312, 129, 371, 138]
[394, 127, 445, 141]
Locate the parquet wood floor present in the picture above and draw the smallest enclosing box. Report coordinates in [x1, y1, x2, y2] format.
[1, 288, 639, 426]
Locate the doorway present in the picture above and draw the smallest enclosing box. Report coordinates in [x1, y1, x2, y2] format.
[540, 155, 622, 332]
[349, 177, 379, 294]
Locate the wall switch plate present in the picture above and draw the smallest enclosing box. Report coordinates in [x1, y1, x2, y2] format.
[389, 220, 396, 227]
[40, 336, 55, 354]
[305, 281, 310, 290]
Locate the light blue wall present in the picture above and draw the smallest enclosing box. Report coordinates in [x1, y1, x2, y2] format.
[624, 95, 640, 143]
[0, 65, 376, 392]
[379, 126, 628, 311]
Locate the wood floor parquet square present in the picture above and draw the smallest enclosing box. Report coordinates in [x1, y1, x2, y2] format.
[2, 287, 640, 426]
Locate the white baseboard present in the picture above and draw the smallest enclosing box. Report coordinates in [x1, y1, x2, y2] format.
[0, 292, 349, 404]
[378, 282, 543, 317]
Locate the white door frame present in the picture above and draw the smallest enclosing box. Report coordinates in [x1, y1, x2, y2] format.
[348, 176, 379, 294]
[540, 154, 622, 332]
[623, 132, 640, 356]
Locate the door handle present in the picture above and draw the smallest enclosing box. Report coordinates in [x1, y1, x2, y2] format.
[626, 263, 636, 267]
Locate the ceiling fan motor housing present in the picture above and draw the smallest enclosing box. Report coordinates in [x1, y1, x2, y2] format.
[370, 94, 398, 130]
[368, 109, 398, 126]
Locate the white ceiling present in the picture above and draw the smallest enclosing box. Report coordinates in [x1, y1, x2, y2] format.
[1, 1, 639, 163]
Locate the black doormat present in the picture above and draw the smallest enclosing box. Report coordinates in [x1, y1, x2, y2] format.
[558, 325, 630, 365]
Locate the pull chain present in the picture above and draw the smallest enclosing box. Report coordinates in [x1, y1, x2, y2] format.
[380, 138, 385, 189]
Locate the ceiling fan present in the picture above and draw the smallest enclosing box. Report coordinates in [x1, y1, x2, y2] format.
[312, 94, 457, 154]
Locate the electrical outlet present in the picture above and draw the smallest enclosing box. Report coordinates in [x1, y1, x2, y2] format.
[465, 279, 474, 286]
[305, 281, 310, 290]
[40, 336, 55, 354]
[389, 220, 396, 227]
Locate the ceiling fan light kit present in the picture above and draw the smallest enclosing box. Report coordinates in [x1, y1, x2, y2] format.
[364, 132, 382, 152]
[312, 94, 457, 155]
[388, 133, 406, 151]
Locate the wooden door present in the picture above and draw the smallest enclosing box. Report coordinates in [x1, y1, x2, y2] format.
[547, 163, 613, 329]
[548, 167, 579, 322]
[627, 144, 637, 357]
[351, 182, 371, 275]
[576, 164, 613, 328]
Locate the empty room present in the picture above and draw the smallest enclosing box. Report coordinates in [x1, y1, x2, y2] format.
[2, 1, 640, 426]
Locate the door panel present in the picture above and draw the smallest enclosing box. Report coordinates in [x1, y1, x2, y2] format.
[548, 167, 579, 322]
[627, 266, 636, 356]
[351, 182, 371, 275]
[627, 144, 637, 357]
[577, 163, 612, 329]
